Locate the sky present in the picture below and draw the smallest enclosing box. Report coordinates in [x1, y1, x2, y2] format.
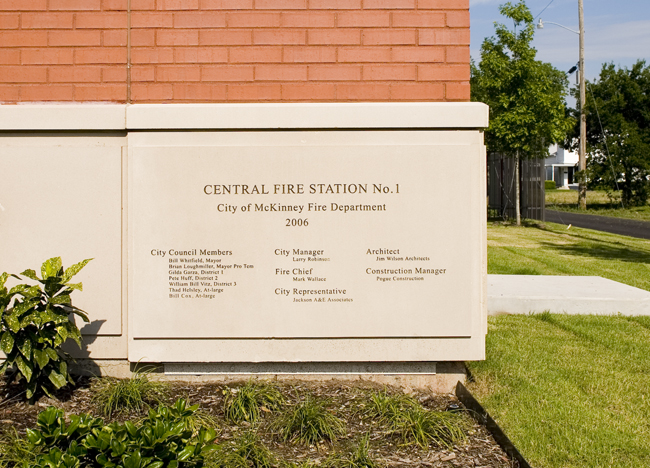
[470, 0, 650, 85]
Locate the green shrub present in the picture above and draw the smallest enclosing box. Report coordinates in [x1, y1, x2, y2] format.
[545, 180, 557, 191]
[0, 257, 91, 402]
[223, 381, 284, 424]
[91, 370, 169, 417]
[25, 398, 217, 468]
[273, 396, 345, 445]
[0, 428, 40, 468]
[208, 431, 275, 468]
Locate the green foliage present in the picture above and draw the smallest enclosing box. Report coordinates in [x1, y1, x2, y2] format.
[24, 398, 218, 468]
[368, 390, 466, 449]
[570, 60, 650, 206]
[545, 180, 557, 191]
[0, 257, 92, 401]
[0, 428, 41, 468]
[273, 396, 345, 445]
[223, 381, 285, 424]
[91, 371, 169, 417]
[341, 436, 376, 468]
[208, 431, 276, 468]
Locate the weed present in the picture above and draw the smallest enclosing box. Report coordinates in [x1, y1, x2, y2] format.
[209, 431, 276, 468]
[90, 370, 169, 417]
[344, 435, 376, 468]
[274, 396, 345, 445]
[0, 428, 39, 468]
[223, 381, 284, 424]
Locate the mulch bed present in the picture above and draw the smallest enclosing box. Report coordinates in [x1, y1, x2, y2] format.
[0, 377, 518, 468]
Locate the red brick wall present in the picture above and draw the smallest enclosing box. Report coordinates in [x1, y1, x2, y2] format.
[0, 0, 470, 103]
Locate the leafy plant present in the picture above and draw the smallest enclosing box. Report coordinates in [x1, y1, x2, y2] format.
[25, 398, 218, 468]
[0, 427, 41, 468]
[367, 390, 465, 449]
[208, 431, 276, 468]
[340, 435, 376, 468]
[0, 257, 91, 402]
[273, 396, 345, 445]
[91, 370, 169, 417]
[223, 381, 284, 424]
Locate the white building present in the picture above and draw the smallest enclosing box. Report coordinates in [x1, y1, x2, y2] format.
[545, 144, 579, 188]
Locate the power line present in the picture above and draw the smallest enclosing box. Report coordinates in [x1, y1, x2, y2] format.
[534, 0, 556, 20]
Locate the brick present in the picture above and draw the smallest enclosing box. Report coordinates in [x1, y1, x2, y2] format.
[0, 13, 19, 28]
[173, 83, 227, 100]
[445, 45, 469, 63]
[308, 29, 360, 45]
[103, 30, 127, 46]
[281, 83, 335, 100]
[227, 83, 281, 101]
[156, 65, 201, 82]
[22, 48, 74, 65]
[418, 28, 469, 45]
[131, 83, 173, 101]
[75, 47, 127, 64]
[200, 0, 252, 9]
[157, 29, 199, 46]
[446, 10, 469, 28]
[131, 66, 155, 81]
[202, 64, 254, 81]
[48, 66, 101, 82]
[363, 0, 414, 8]
[391, 46, 444, 63]
[418, 63, 468, 81]
[392, 12, 444, 27]
[337, 11, 389, 27]
[132, 47, 174, 63]
[0, 66, 47, 83]
[229, 46, 282, 63]
[0, 49, 20, 65]
[338, 46, 390, 62]
[131, 29, 155, 46]
[50, 0, 101, 10]
[363, 29, 416, 45]
[102, 0, 127, 11]
[101, 66, 126, 82]
[131, 0, 155, 9]
[281, 12, 334, 28]
[254, 29, 306, 45]
[283, 46, 336, 63]
[21, 13, 73, 29]
[174, 12, 225, 28]
[131, 12, 173, 27]
[256, 0, 306, 9]
[363, 64, 416, 80]
[308, 64, 360, 81]
[255, 64, 307, 81]
[418, 0, 468, 9]
[20, 84, 74, 100]
[76, 12, 126, 28]
[445, 81, 469, 100]
[49, 31, 102, 47]
[227, 12, 281, 28]
[308, 0, 360, 9]
[0, 0, 46, 11]
[390, 82, 443, 100]
[174, 47, 228, 63]
[0, 85, 19, 101]
[157, 0, 199, 10]
[75, 84, 126, 101]
[1, 31, 48, 47]
[200, 29, 252, 45]
[336, 83, 389, 100]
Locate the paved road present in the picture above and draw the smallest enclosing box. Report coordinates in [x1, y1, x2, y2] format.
[546, 209, 650, 240]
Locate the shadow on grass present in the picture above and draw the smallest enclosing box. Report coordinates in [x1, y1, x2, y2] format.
[538, 240, 650, 265]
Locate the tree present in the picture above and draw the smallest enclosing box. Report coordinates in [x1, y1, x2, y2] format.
[471, 1, 572, 225]
[568, 60, 650, 206]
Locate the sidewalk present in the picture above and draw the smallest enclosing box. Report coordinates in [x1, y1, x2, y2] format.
[488, 274, 650, 315]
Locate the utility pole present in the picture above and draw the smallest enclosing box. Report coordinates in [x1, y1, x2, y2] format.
[578, 0, 587, 209]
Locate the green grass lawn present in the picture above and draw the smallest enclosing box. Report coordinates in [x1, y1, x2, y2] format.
[546, 189, 650, 221]
[467, 314, 650, 468]
[487, 222, 650, 291]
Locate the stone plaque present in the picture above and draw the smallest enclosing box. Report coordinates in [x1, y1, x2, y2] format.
[130, 132, 483, 343]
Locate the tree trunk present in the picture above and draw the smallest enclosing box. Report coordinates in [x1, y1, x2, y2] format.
[515, 151, 521, 226]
